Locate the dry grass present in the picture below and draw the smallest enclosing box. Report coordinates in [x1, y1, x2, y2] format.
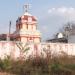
[0, 72, 16, 75]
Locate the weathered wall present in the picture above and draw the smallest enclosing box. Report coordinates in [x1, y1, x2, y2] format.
[0, 41, 75, 59]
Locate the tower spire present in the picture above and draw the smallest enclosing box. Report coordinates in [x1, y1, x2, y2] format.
[23, 4, 31, 13]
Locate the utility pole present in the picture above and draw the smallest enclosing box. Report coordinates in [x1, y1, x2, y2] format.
[7, 21, 11, 41]
[9, 21, 11, 36]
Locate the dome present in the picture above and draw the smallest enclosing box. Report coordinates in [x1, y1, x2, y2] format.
[17, 12, 37, 22]
[22, 15, 37, 21]
[57, 33, 64, 39]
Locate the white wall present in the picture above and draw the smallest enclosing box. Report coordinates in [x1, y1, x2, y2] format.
[0, 41, 75, 59]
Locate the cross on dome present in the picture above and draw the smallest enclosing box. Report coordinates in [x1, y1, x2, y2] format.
[23, 4, 31, 13]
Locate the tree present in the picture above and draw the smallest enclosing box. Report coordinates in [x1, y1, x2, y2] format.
[16, 42, 30, 60]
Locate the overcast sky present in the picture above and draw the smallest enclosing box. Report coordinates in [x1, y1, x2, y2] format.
[0, 0, 75, 41]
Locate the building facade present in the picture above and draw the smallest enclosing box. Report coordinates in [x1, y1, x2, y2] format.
[13, 6, 41, 43]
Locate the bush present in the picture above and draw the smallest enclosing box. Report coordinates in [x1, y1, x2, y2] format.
[0, 55, 75, 75]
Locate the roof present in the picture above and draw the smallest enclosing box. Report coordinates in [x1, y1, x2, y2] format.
[46, 38, 68, 43]
[16, 12, 37, 22]
[22, 15, 37, 21]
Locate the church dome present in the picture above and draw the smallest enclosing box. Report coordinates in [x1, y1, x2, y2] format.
[16, 4, 37, 23]
[16, 12, 37, 23]
[24, 12, 37, 21]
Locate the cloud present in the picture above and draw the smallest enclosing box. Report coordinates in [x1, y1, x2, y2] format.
[48, 7, 75, 20]
[39, 7, 75, 40]
[48, 7, 75, 14]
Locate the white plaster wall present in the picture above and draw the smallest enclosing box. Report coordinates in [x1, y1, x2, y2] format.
[0, 41, 75, 59]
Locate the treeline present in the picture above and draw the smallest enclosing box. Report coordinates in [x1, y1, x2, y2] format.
[0, 54, 75, 75]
